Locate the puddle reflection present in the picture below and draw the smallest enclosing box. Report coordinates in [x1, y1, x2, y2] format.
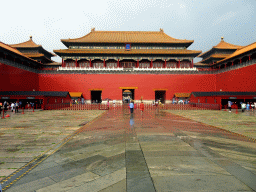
[129, 114, 134, 126]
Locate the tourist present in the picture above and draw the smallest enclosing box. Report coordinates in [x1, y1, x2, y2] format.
[228, 101, 233, 112]
[140, 101, 144, 114]
[3, 101, 7, 112]
[129, 100, 134, 114]
[246, 102, 250, 111]
[251, 102, 255, 112]
[15, 101, 19, 113]
[241, 102, 246, 112]
[11, 102, 15, 112]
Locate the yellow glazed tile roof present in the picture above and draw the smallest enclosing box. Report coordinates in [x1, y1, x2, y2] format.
[10, 36, 41, 48]
[0, 41, 23, 55]
[199, 37, 243, 57]
[9, 36, 55, 57]
[217, 41, 256, 64]
[0, 41, 41, 64]
[175, 93, 191, 97]
[61, 29, 194, 44]
[54, 49, 201, 55]
[69, 92, 83, 97]
[201, 53, 230, 63]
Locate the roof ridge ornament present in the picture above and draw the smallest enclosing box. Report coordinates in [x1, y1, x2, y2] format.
[160, 28, 164, 32]
[91, 27, 95, 32]
[221, 36, 224, 41]
[30, 36, 32, 40]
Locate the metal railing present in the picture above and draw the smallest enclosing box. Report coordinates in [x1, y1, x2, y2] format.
[43, 103, 220, 110]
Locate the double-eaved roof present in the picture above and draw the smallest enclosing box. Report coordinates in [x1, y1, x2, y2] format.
[198, 37, 243, 64]
[61, 28, 194, 46]
[9, 36, 55, 63]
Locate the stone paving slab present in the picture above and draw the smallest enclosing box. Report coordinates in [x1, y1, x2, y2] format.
[65, 168, 126, 192]
[36, 171, 100, 192]
[0, 110, 104, 181]
[2, 109, 256, 191]
[152, 175, 253, 191]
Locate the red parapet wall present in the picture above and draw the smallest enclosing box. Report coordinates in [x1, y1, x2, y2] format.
[216, 63, 256, 92]
[38, 73, 216, 100]
[0, 62, 38, 91]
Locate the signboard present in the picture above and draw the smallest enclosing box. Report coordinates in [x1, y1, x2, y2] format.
[229, 97, 237, 99]
[1, 97, 9, 99]
[125, 44, 131, 50]
[27, 97, 35, 99]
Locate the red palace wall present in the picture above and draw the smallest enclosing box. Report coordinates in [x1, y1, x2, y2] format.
[38, 73, 216, 101]
[0, 62, 38, 91]
[216, 63, 256, 92]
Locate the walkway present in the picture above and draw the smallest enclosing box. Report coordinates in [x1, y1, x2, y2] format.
[4, 108, 256, 191]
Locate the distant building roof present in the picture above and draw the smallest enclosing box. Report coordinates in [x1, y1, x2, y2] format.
[198, 37, 243, 58]
[0, 41, 41, 65]
[10, 36, 55, 57]
[216, 41, 256, 64]
[61, 28, 194, 45]
[175, 93, 191, 97]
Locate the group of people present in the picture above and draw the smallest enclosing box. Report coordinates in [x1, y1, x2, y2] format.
[228, 101, 256, 112]
[0, 101, 20, 114]
[129, 100, 144, 114]
[240, 102, 255, 112]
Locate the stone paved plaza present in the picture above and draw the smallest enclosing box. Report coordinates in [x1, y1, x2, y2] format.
[1, 108, 256, 191]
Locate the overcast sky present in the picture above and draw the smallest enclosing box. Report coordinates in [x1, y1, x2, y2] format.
[1, 0, 255, 62]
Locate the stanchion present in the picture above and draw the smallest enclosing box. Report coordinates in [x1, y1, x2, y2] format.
[33, 106, 34, 112]
[2, 110, 4, 119]
[22, 107, 24, 114]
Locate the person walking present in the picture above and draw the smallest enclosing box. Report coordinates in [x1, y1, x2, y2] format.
[140, 101, 145, 114]
[11, 102, 15, 112]
[246, 102, 250, 111]
[250, 102, 254, 112]
[241, 102, 246, 112]
[129, 100, 134, 114]
[15, 101, 19, 113]
[228, 101, 233, 112]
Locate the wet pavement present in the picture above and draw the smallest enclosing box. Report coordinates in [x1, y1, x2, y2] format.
[2, 108, 256, 191]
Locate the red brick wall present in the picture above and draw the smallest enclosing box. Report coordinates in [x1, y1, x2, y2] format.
[38, 73, 216, 101]
[0, 62, 38, 91]
[216, 64, 256, 92]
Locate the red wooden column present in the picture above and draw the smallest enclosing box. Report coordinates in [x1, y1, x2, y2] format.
[191, 59, 194, 68]
[75, 59, 79, 67]
[137, 59, 139, 68]
[178, 59, 180, 68]
[150, 59, 153, 68]
[62, 58, 64, 67]
[90, 59, 92, 67]
[104, 59, 106, 68]
[117, 59, 120, 68]
[164, 59, 166, 68]
[232, 61, 234, 66]
[240, 59, 242, 64]
[249, 55, 251, 60]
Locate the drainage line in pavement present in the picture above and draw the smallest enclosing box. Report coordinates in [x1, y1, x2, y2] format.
[125, 114, 156, 192]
